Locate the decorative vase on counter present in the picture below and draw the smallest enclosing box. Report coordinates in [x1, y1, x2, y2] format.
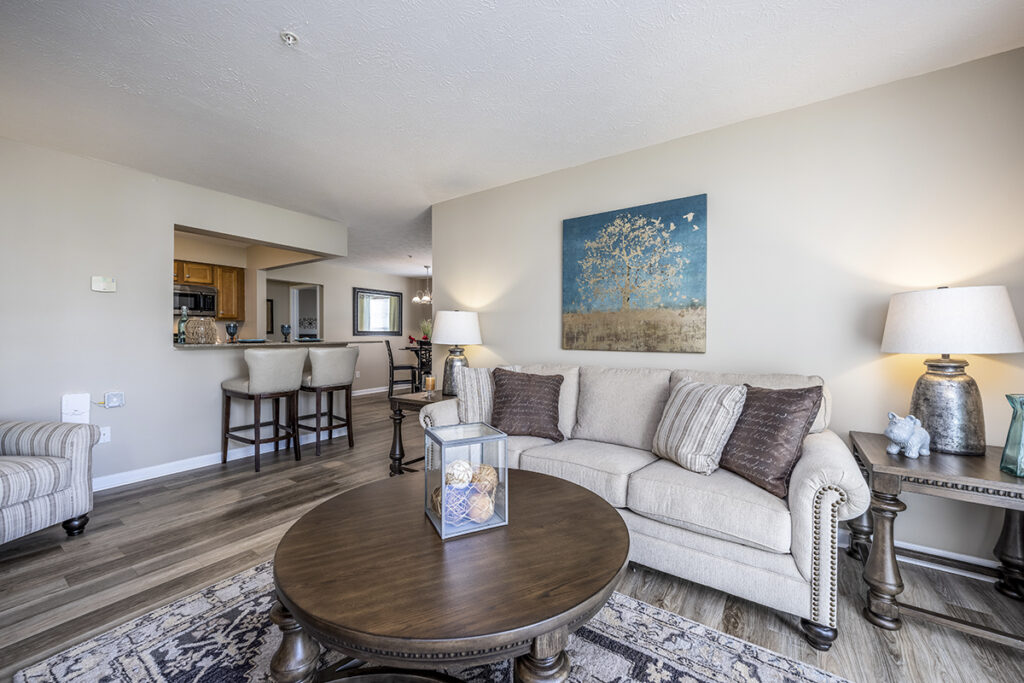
[184, 317, 218, 345]
[225, 322, 239, 343]
[281, 324, 291, 343]
[1000, 394, 1024, 477]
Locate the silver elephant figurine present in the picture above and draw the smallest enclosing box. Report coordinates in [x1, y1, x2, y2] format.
[884, 412, 931, 459]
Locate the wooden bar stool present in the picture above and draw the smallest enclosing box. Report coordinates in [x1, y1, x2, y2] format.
[221, 348, 308, 472]
[298, 346, 360, 456]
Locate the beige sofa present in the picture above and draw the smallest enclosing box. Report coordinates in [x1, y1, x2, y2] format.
[419, 364, 870, 650]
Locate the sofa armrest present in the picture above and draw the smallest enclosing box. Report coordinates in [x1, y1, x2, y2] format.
[0, 421, 99, 517]
[788, 429, 870, 627]
[419, 400, 459, 429]
[0, 421, 100, 459]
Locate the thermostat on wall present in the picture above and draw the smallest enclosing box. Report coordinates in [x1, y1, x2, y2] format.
[91, 276, 117, 292]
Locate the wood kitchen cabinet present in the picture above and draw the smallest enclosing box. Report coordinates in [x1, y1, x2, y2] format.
[214, 265, 245, 321]
[181, 261, 215, 284]
[173, 260, 184, 283]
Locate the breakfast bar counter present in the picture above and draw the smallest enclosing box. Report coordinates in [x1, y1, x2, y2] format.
[172, 340, 380, 350]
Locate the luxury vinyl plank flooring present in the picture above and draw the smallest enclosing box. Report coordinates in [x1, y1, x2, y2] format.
[1, 394, 1022, 681]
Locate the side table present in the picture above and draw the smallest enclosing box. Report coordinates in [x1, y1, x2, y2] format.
[388, 391, 446, 476]
[848, 431, 1024, 650]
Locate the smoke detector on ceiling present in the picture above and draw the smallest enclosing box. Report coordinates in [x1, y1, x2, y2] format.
[280, 31, 299, 46]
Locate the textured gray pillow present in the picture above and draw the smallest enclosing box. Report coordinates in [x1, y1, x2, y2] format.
[720, 385, 823, 498]
[652, 381, 747, 474]
[490, 368, 565, 441]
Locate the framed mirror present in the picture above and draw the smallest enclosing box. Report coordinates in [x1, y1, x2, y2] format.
[353, 287, 402, 336]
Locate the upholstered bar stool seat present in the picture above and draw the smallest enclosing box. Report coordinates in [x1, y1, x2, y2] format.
[221, 348, 308, 472]
[298, 346, 360, 456]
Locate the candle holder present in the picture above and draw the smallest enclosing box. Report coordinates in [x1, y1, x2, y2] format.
[423, 373, 436, 399]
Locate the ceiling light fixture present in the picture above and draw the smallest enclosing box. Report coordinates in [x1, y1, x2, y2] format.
[412, 265, 433, 305]
[280, 30, 299, 46]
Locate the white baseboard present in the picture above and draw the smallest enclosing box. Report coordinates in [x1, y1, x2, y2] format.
[838, 529, 999, 583]
[352, 386, 388, 397]
[92, 429, 346, 492]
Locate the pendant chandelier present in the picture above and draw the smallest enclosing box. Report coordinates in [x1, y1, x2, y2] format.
[412, 265, 432, 305]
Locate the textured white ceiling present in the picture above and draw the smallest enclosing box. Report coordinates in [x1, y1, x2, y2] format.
[2, 1, 1022, 275]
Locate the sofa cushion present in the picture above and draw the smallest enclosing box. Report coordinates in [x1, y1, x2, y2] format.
[574, 367, 671, 450]
[720, 385, 823, 498]
[491, 368, 565, 442]
[519, 439, 658, 508]
[652, 381, 747, 474]
[507, 435, 554, 469]
[455, 366, 496, 424]
[627, 459, 791, 553]
[519, 364, 579, 440]
[0, 456, 73, 507]
[670, 369, 830, 433]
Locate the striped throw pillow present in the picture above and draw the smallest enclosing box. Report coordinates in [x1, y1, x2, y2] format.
[652, 381, 747, 474]
[455, 366, 496, 424]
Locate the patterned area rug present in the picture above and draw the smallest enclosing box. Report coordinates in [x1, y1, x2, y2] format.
[16, 561, 847, 683]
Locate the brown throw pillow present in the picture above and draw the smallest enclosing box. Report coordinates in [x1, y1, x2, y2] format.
[490, 368, 565, 442]
[719, 385, 823, 498]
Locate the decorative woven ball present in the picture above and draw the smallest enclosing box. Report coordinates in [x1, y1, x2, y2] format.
[430, 486, 443, 518]
[443, 487, 471, 525]
[471, 464, 499, 494]
[445, 459, 473, 489]
[466, 491, 495, 524]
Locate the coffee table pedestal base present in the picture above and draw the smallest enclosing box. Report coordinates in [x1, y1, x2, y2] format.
[514, 628, 570, 683]
[271, 601, 321, 683]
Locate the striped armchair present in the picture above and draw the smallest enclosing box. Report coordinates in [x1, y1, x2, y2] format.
[0, 421, 100, 546]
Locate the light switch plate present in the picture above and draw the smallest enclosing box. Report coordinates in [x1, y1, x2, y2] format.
[91, 275, 117, 292]
[99, 427, 111, 443]
[61, 393, 90, 424]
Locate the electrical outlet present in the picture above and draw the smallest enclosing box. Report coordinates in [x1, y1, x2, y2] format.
[99, 427, 111, 443]
[104, 391, 125, 408]
[355, 371, 360, 378]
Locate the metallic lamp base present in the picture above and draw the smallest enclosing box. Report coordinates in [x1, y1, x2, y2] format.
[441, 346, 467, 396]
[909, 357, 986, 456]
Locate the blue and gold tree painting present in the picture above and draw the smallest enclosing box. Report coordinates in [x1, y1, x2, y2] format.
[562, 194, 707, 352]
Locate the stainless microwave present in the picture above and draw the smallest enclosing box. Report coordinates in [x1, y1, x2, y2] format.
[173, 284, 218, 317]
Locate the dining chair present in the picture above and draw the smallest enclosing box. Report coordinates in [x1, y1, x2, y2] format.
[385, 339, 417, 398]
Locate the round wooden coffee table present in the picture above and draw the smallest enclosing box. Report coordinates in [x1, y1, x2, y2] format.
[271, 469, 630, 683]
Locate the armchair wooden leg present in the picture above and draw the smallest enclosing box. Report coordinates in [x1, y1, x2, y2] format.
[62, 514, 89, 537]
[800, 618, 837, 651]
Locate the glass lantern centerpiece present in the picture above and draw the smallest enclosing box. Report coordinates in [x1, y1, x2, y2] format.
[424, 423, 507, 540]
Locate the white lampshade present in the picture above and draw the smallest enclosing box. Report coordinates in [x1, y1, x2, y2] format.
[881, 285, 1024, 355]
[432, 310, 482, 345]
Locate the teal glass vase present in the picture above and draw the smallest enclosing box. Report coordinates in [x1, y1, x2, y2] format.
[1000, 394, 1024, 477]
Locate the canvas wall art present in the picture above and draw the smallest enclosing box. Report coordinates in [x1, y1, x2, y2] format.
[562, 194, 707, 353]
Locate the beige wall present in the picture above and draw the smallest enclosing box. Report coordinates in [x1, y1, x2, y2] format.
[0, 136, 347, 478]
[270, 260, 433, 392]
[173, 233, 248, 268]
[432, 49, 1024, 558]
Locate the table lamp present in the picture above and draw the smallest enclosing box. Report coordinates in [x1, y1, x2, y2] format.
[431, 310, 482, 396]
[881, 285, 1024, 455]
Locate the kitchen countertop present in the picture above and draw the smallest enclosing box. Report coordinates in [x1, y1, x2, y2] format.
[172, 340, 381, 349]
